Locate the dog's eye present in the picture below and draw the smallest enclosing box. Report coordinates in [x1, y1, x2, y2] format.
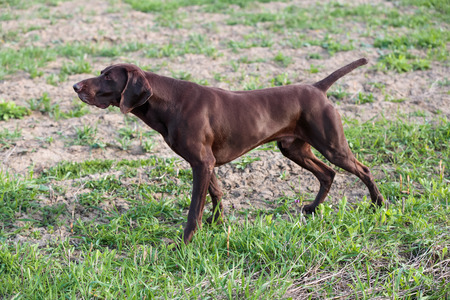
[104, 73, 111, 80]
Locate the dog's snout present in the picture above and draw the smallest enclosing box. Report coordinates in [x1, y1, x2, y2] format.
[73, 82, 82, 93]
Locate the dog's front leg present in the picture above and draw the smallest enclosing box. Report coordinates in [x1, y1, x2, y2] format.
[183, 162, 214, 244]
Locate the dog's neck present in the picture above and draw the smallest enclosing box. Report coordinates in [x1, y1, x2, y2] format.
[146, 72, 186, 103]
[130, 72, 186, 138]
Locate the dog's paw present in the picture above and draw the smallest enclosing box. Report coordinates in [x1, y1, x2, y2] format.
[374, 194, 385, 206]
[301, 204, 316, 215]
[206, 214, 223, 225]
[163, 237, 181, 251]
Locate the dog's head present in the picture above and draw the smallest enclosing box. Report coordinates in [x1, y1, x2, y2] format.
[73, 64, 152, 114]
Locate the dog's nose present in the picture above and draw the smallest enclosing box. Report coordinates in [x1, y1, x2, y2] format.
[73, 83, 82, 93]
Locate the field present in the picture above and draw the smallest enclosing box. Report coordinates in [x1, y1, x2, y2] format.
[0, 0, 449, 298]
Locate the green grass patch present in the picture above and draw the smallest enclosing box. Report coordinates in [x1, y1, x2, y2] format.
[124, 0, 285, 13]
[355, 92, 375, 104]
[60, 57, 92, 76]
[401, 0, 450, 15]
[377, 51, 431, 73]
[145, 34, 219, 58]
[0, 117, 448, 298]
[41, 159, 115, 180]
[328, 86, 350, 100]
[273, 52, 292, 67]
[28, 93, 90, 120]
[0, 127, 21, 150]
[0, 100, 30, 121]
[0, 197, 448, 298]
[0, 46, 56, 79]
[344, 116, 449, 202]
[0, 0, 71, 9]
[374, 28, 448, 51]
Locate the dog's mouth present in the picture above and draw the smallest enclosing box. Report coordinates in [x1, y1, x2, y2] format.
[76, 92, 109, 109]
[78, 93, 90, 104]
[79, 95, 109, 109]
[76, 93, 92, 105]
[96, 103, 109, 109]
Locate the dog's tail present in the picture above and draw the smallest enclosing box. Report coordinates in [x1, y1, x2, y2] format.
[313, 58, 368, 92]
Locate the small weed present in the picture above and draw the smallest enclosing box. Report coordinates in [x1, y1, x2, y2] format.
[289, 35, 353, 55]
[27, 92, 62, 119]
[368, 82, 386, 91]
[182, 34, 219, 58]
[60, 56, 92, 76]
[0, 127, 21, 150]
[63, 99, 90, 118]
[228, 40, 252, 52]
[274, 52, 293, 67]
[213, 73, 226, 82]
[328, 86, 350, 100]
[142, 139, 155, 153]
[228, 32, 274, 51]
[377, 52, 412, 73]
[320, 36, 354, 55]
[410, 110, 428, 117]
[45, 73, 60, 86]
[309, 64, 320, 74]
[232, 155, 261, 170]
[40, 203, 66, 226]
[384, 94, 406, 103]
[72, 124, 100, 147]
[193, 78, 209, 86]
[171, 71, 192, 81]
[0, 100, 30, 120]
[355, 92, 375, 104]
[227, 11, 278, 26]
[242, 76, 264, 90]
[0, 11, 17, 21]
[238, 56, 265, 64]
[116, 125, 139, 150]
[27, 92, 53, 113]
[377, 52, 431, 73]
[230, 60, 240, 72]
[286, 34, 307, 48]
[270, 73, 291, 87]
[307, 53, 322, 59]
[437, 78, 450, 87]
[155, 10, 186, 28]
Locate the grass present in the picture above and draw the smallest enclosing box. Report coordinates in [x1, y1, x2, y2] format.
[28, 93, 90, 120]
[1, 117, 449, 298]
[0, 1, 447, 79]
[0, 100, 30, 120]
[123, 0, 283, 13]
[377, 52, 431, 73]
[273, 52, 292, 67]
[0, 127, 21, 150]
[355, 92, 375, 104]
[144, 34, 220, 59]
[0, 46, 56, 79]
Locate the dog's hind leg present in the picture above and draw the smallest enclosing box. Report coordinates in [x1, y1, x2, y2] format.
[277, 138, 336, 214]
[206, 169, 224, 224]
[308, 105, 385, 207]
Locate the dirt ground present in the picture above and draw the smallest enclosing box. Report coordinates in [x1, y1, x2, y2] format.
[1, 0, 449, 233]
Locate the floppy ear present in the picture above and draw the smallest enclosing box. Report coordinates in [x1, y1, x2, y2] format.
[120, 68, 152, 114]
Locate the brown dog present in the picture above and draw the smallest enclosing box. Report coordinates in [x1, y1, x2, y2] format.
[73, 58, 384, 244]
